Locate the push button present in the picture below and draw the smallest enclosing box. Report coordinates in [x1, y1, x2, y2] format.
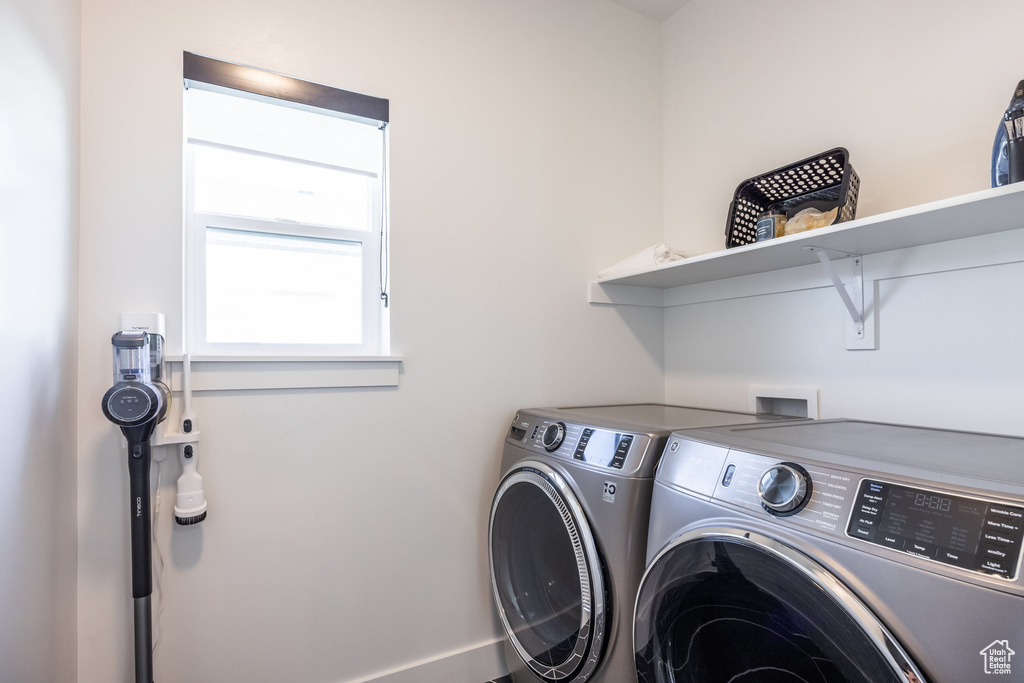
[721, 464, 736, 487]
[852, 514, 878, 528]
[976, 557, 1013, 578]
[574, 428, 593, 461]
[983, 531, 1016, 546]
[984, 517, 1022, 536]
[851, 525, 874, 540]
[607, 435, 633, 470]
[988, 505, 1024, 521]
[860, 490, 885, 505]
[938, 549, 973, 569]
[905, 541, 936, 558]
[979, 544, 1013, 562]
[856, 502, 881, 517]
[609, 435, 632, 468]
[879, 533, 903, 549]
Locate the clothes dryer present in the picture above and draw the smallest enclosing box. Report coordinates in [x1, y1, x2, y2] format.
[635, 419, 1024, 683]
[489, 404, 790, 683]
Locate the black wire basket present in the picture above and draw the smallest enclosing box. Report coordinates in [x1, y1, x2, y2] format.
[725, 147, 860, 248]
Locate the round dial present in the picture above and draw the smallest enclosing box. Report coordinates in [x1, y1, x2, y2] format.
[541, 422, 567, 452]
[757, 463, 811, 516]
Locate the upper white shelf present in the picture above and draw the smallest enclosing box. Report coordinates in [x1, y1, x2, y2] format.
[594, 183, 1024, 290]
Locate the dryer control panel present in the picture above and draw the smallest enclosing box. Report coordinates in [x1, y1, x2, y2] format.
[847, 479, 1024, 580]
[711, 450, 857, 537]
[669, 443, 1024, 582]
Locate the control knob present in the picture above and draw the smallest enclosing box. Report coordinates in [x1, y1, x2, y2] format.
[757, 462, 812, 516]
[542, 422, 567, 452]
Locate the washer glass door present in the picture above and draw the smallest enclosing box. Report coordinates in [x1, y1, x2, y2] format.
[634, 529, 926, 683]
[489, 463, 606, 682]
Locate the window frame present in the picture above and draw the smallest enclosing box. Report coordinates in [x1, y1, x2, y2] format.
[182, 53, 389, 358]
[184, 187, 383, 357]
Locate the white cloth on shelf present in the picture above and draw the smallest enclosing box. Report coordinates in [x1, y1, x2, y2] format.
[597, 244, 696, 279]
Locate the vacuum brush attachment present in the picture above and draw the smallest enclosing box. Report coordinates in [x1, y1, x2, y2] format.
[174, 443, 208, 525]
[174, 352, 207, 525]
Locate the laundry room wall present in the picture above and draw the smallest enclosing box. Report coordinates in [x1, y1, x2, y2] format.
[0, 0, 80, 680]
[77, 1, 664, 682]
[659, 0, 1024, 436]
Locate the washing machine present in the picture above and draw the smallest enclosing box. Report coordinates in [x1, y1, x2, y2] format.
[634, 419, 1024, 683]
[488, 404, 792, 683]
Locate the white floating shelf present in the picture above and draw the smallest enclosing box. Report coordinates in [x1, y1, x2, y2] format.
[593, 183, 1024, 291]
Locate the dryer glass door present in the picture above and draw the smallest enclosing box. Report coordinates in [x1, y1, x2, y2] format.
[634, 530, 926, 683]
[489, 463, 606, 683]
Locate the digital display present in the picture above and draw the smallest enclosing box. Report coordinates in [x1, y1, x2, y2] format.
[912, 491, 952, 512]
[848, 479, 1024, 579]
[573, 428, 633, 470]
[581, 430, 618, 466]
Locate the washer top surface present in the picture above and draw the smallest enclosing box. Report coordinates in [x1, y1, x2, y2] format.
[672, 418, 1024, 487]
[546, 403, 788, 433]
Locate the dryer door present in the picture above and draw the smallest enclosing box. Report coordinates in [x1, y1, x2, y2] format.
[634, 527, 927, 683]
[489, 461, 607, 682]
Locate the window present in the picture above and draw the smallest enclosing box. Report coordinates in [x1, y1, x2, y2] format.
[183, 53, 389, 356]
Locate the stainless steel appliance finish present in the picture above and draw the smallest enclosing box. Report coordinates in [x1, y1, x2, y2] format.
[635, 419, 1024, 683]
[489, 404, 790, 683]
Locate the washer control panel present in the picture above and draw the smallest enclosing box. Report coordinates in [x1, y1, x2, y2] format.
[572, 427, 634, 469]
[511, 415, 650, 473]
[847, 479, 1024, 580]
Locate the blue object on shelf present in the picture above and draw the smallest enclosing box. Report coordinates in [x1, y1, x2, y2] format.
[994, 79, 1024, 187]
[992, 121, 1009, 188]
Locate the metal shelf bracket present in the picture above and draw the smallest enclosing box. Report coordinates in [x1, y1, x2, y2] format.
[806, 246, 864, 335]
[805, 246, 876, 349]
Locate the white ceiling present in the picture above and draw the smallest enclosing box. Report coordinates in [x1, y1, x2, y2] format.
[605, 0, 692, 22]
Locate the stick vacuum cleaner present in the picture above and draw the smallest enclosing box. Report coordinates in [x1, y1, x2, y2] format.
[101, 330, 169, 683]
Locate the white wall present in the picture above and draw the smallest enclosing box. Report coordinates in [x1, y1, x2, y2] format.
[77, 1, 664, 682]
[0, 0, 80, 680]
[661, 0, 1024, 435]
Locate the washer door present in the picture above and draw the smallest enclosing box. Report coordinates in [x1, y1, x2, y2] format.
[489, 462, 606, 682]
[634, 527, 927, 683]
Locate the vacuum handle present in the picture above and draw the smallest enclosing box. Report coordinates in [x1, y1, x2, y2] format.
[123, 431, 155, 682]
[127, 438, 153, 599]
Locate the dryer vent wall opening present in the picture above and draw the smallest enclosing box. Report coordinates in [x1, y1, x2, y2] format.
[748, 386, 820, 419]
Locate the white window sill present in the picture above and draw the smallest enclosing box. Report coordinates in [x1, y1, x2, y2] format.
[165, 355, 402, 392]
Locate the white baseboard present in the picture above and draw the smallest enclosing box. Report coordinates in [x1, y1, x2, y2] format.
[342, 637, 506, 683]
